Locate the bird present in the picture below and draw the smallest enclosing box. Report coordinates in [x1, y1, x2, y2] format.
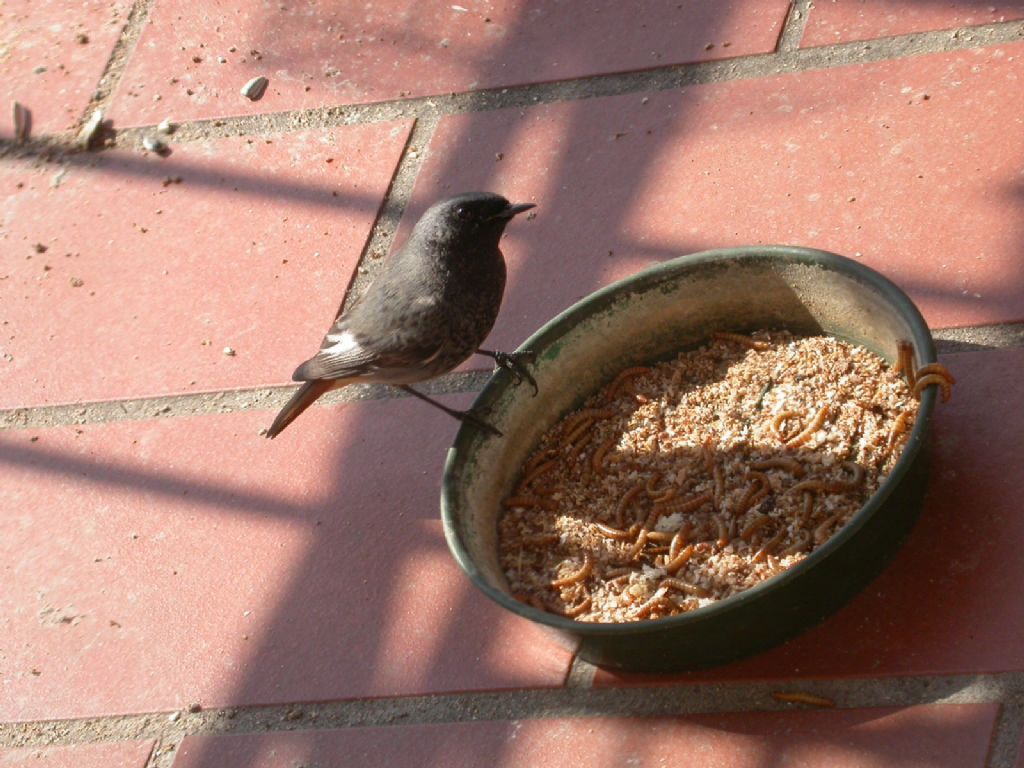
[265, 192, 537, 439]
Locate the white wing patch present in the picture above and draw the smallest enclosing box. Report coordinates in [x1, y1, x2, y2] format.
[323, 330, 361, 356]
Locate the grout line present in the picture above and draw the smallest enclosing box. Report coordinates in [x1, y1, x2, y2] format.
[336, 116, 440, 317]
[0, 322, 1020, 432]
[777, 0, 814, 52]
[933, 322, 1024, 355]
[80, 0, 155, 126]
[987, 702, 1024, 768]
[2, 672, 1022, 749]
[0, 370, 492, 432]
[145, 736, 174, 768]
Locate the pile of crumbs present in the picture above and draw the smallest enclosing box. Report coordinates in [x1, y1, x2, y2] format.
[498, 331, 917, 623]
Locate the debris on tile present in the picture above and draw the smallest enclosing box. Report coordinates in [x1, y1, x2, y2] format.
[75, 32, 90, 44]
[157, 118, 176, 135]
[240, 76, 269, 101]
[142, 135, 170, 156]
[12, 101, 31, 142]
[69, 277, 84, 287]
[33, 65, 47, 75]
[223, 346, 236, 357]
[78, 109, 104, 150]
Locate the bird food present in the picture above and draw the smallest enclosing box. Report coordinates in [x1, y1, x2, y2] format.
[498, 331, 931, 623]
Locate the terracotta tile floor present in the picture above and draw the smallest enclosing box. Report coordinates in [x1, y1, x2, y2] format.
[2, 2, 1023, 767]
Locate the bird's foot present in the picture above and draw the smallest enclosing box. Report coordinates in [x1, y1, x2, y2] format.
[457, 407, 504, 437]
[396, 385, 503, 437]
[477, 348, 538, 396]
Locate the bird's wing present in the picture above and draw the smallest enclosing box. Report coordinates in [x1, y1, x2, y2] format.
[292, 295, 445, 382]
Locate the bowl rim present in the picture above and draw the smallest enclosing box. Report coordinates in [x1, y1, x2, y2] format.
[441, 245, 937, 638]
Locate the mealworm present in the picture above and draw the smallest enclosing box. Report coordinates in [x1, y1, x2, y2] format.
[784, 405, 830, 448]
[627, 506, 668, 560]
[523, 448, 559, 475]
[567, 431, 594, 464]
[591, 436, 616, 473]
[646, 530, 675, 543]
[606, 366, 652, 401]
[562, 417, 595, 447]
[653, 490, 714, 517]
[604, 566, 635, 578]
[712, 464, 725, 511]
[915, 363, 956, 383]
[896, 340, 916, 388]
[772, 410, 803, 442]
[740, 514, 771, 541]
[779, 529, 811, 556]
[563, 597, 593, 618]
[886, 411, 913, 452]
[615, 485, 646, 528]
[753, 529, 786, 562]
[631, 587, 671, 619]
[661, 577, 711, 598]
[734, 471, 771, 515]
[551, 552, 594, 587]
[772, 691, 835, 708]
[832, 461, 864, 490]
[912, 372, 954, 403]
[645, 472, 669, 498]
[665, 543, 696, 575]
[788, 479, 835, 494]
[594, 521, 637, 540]
[813, 513, 843, 544]
[798, 490, 815, 522]
[668, 523, 692, 560]
[712, 331, 771, 351]
[560, 407, 617, 437]
[715, 516, 730, 548]
[522, 458, 560, 487]
[750, 457, 805, 477]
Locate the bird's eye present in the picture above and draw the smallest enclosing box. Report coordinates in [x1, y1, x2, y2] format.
[454, 204, 471, 219]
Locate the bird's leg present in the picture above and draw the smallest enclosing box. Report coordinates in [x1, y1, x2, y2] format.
[476, 348, 538, 396]
[396, 385, 502, 437]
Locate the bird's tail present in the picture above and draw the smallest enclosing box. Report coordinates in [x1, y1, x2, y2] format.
[265, 380, 338, 439]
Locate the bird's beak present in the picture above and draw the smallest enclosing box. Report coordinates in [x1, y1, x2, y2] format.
[492, 202, 536, 220]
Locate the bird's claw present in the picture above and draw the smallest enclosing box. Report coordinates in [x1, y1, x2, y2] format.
[490, 350, 539, 396]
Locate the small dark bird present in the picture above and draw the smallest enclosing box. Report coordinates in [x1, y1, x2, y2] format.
[266, 192, 536, 439]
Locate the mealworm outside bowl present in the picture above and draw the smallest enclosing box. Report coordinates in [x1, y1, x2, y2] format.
[441, 246, 937, 672]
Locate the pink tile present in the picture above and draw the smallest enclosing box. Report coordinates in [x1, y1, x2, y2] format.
[109, 0, 790, 126]
[0, 0, 133, 138]
[594, 348, 1024, 684]
[804, 0, 1024, 47]
[0, 122, 410, 409]
[0, 396, 570, 722]
[173, 705, 996, 767]
[0, 741, 154, 768]
[402, 43, 1024, 354]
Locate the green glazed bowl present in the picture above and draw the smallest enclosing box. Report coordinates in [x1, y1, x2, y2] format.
[441, 246, 936, 672]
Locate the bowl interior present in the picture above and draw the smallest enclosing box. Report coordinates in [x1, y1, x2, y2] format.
[442, 247, 936, 639]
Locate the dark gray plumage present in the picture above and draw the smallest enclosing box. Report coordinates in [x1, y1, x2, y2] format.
[266, 192, 535, 438]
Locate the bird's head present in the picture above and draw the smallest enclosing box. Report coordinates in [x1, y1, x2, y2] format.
[414, 192, 535, 253]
